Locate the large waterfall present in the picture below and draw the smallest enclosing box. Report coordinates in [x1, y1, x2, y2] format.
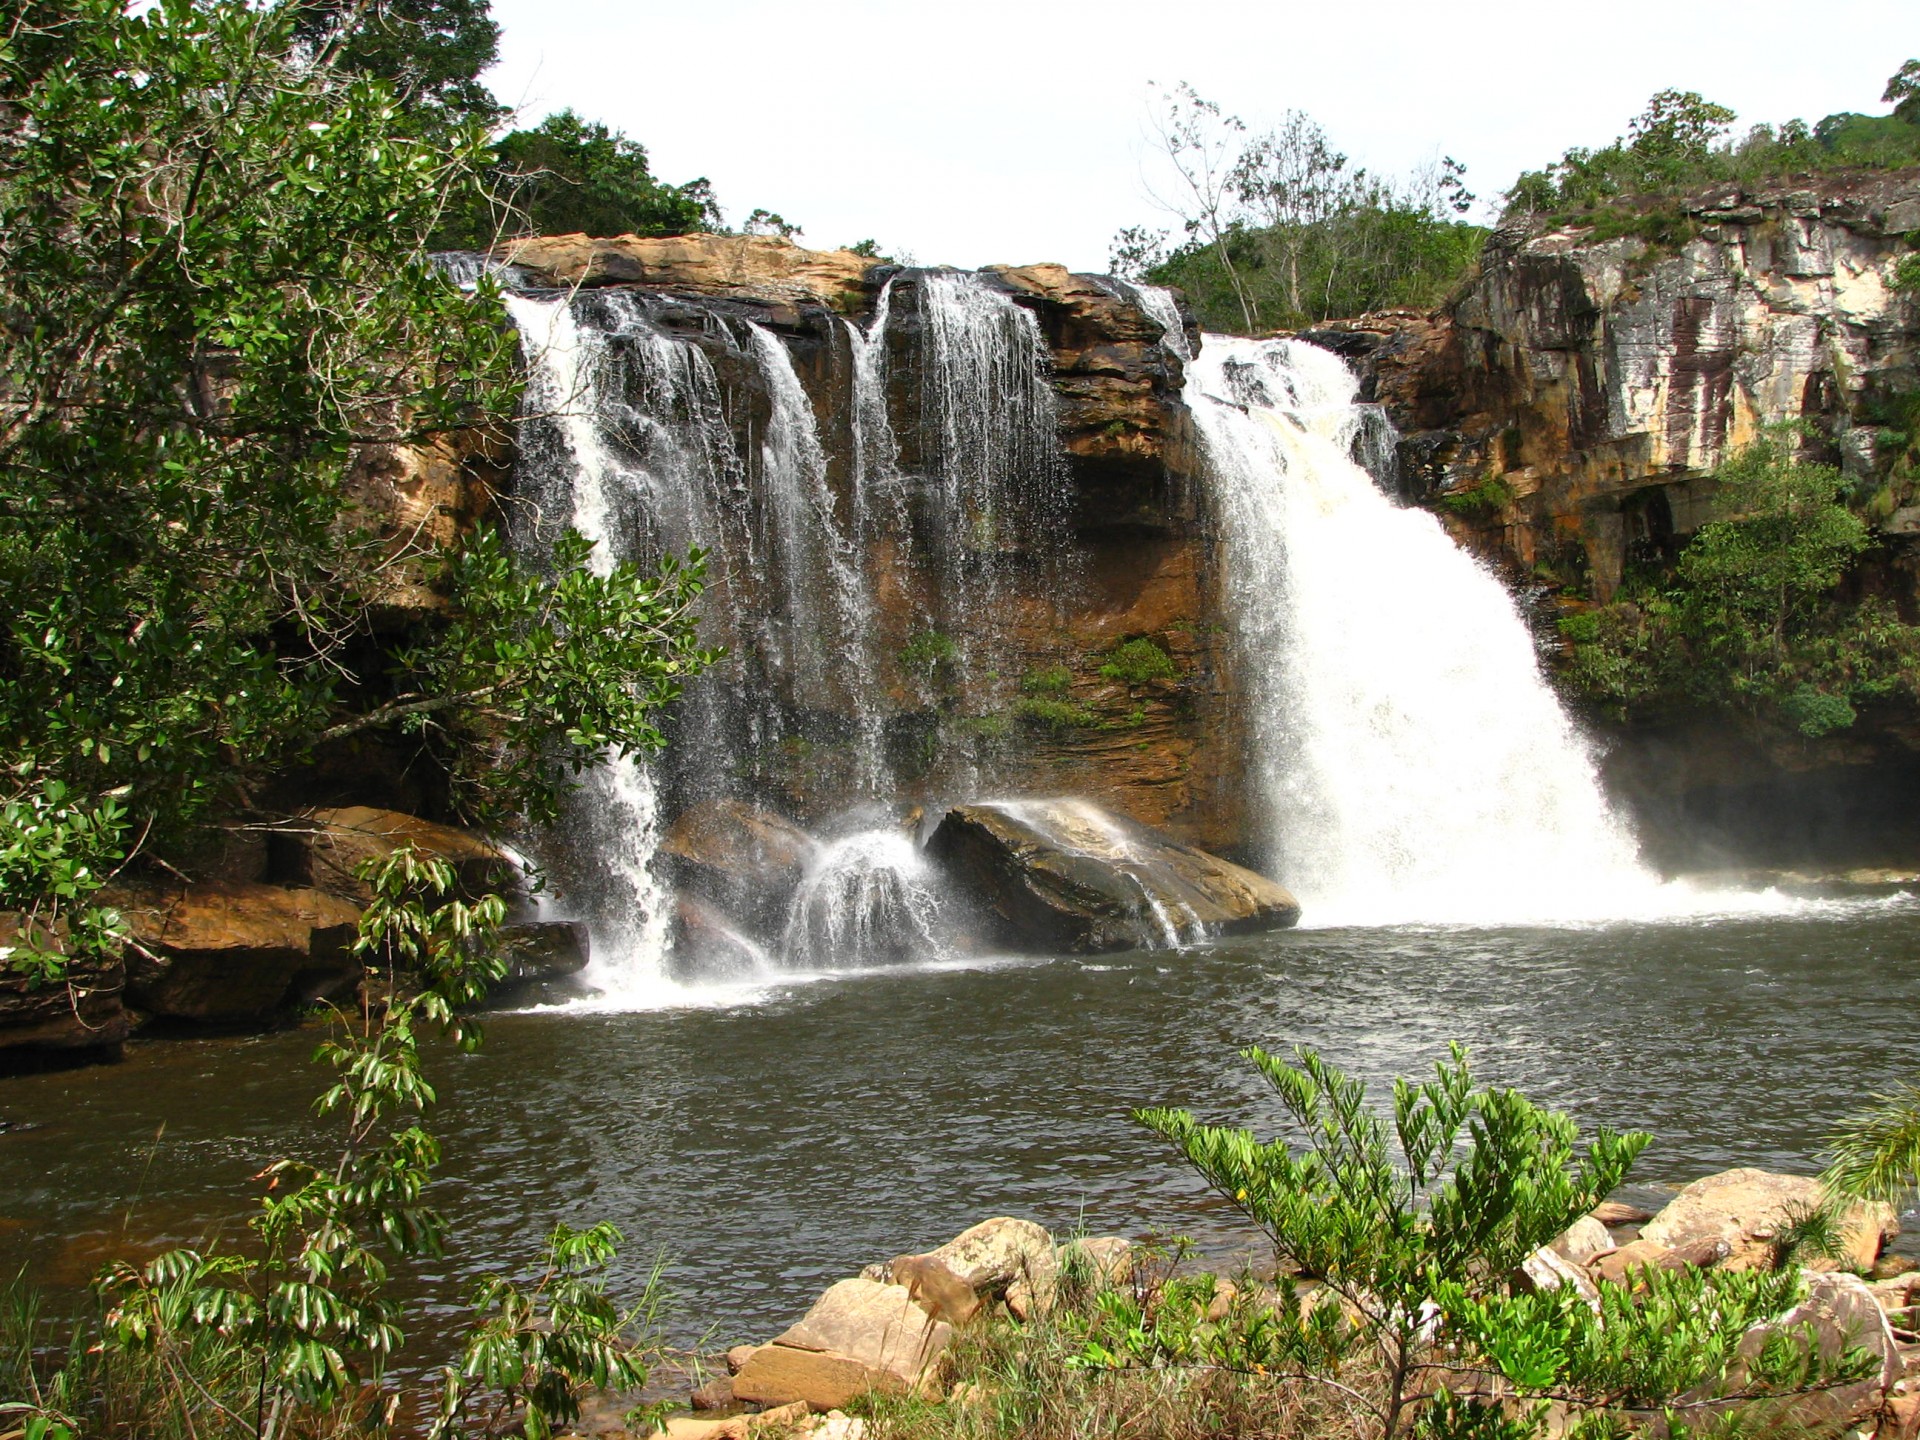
[1182, 332, 1677, 926]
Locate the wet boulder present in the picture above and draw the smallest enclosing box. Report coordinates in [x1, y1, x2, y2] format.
[491, 920, 589, 995]
[924, 800, 1299, 953]
[1641, 1168, 1897, 1272]
[658, 799, 818, 937]
[0, 915, 128, 1055]
[117, 882, 362, 1024]
[282, 806, 505, 907]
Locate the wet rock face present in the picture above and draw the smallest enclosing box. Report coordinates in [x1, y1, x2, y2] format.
[0, 916, 127, 1055]
[115, 881, 363, 1024]
[1319, 170, 1920, 600]
[657, 798, 819, 937]
[924, 800, 1300, 953]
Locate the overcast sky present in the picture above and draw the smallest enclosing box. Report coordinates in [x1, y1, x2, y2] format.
[482, 0, 1915, 273]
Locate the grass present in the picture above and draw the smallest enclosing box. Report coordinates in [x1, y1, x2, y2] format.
[1019, 665, 1074, 696]
[1013, 698, 1099, 732]
[851, 1255, 1364, 1440]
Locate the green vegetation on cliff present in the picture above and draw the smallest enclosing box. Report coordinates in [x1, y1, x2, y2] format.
[1110, 86, 1486, 334]
[1505, 66, 1920, 222]
[1558, 431, 1920, 737]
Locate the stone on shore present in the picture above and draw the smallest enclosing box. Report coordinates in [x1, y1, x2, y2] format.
[925, 801, 1299, 953]
[0, 915, 127, 1053]
[1551, 1215, 1616, 1268]
[1641, 1167, 1897, 1272]
[1711, 1272, 1902, 1434]
[288, 806, 503, 906]
[732, 1279, 950, 1410]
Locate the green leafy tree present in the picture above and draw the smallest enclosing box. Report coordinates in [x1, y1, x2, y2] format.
[456, 108, 722, 246]
[1113, 85, 1486, 333]
[0, 0, 715, 977]
[96, 848, 654, 1440]
[1558, 430, 1920, 736]
[291, 0, 505, 127]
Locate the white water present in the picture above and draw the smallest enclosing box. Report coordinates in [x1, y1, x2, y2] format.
[779, 829, 948, 969]
[1183, 331, 1771, 927]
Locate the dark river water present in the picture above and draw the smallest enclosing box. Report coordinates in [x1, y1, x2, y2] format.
[5, 895, 1920, 1357]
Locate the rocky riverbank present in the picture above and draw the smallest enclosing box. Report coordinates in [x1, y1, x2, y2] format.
[599, 1169, 1920, 1440]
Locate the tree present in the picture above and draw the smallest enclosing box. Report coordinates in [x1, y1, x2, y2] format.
[1884, 59, 1920, 124]
[464, 108, 722, 245]
[1083, 1045, 1875, 1440]
[1557, 429, 1920, 737]
[1114, 85, 1487, 333]
[291, 0, 504, 127]
[0, 0, 715, 975]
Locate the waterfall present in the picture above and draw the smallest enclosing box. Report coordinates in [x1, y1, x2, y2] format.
[1184, 332, 1669, 927]
[779, 829, 947, 969]
[915, 272, 1070, 685]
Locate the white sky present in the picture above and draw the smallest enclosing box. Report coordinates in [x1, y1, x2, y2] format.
[483, 0, 1916, 273]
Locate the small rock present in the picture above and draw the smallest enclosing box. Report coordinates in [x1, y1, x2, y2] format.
[1551, 1216, 1616, 1268]
[726, 1344, 760, 1375]
[1518, 1245, 1601, 1310]
[1591, 1200, 1654, 1228]
[1591, 1239, 1677, 1286]
[659, 1400, 810, 1440]
[734, 1279, 951, 1410]
[689, 1375, 734, 1411]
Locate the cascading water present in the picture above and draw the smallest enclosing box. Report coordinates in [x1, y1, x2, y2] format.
[497, 266, 1081, 998]
[779, 829, 948, 969]
[1182, 329, 1678, 926]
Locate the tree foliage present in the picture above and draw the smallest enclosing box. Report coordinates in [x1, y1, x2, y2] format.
[0, 0, 714, 979]
[1112, 85, 1485, 334]
[444, 107, 723, 248]
[1505, 69, 1920, 221]
[290, 0, 504, 128]
[1557, 430, 1920, 736]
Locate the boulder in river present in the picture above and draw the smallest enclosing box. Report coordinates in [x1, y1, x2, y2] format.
[659, 799, 819, 937]
[284, 806, 504, 906]
[118, 882, 362, 1024]
[492, 920, 589, 993]
[924, 799, 1299, 952]
[1641, 1167, 1897, 1272]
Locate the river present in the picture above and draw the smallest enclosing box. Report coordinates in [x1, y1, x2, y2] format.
[5, 894, 1917, 1355]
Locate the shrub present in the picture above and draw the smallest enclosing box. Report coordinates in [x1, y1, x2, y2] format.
[1020, 664, 1074, 695]
[1013, 698, 1099, 731]
[900, 631, 960, 675]
[1081, 1044, 1873, 1440]
[1098, 638, 1177, 685]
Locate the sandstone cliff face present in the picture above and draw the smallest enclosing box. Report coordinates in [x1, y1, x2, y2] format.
[1315, 170, 1920, 599]
[489, 234, 1237, 850]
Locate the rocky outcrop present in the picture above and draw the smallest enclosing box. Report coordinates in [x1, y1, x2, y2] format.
[115, 881, 362, 1024]
[731, 1278, 951, 1410]
[1318, 170, 1920, 601]
[494, 921, 590, 990]
[0, 916, 127, 1055]
[658, 799, 819, 935]
[925, 800, 1300, 952]
[1640, 1166, 1898, 1272]
[499, 232, 880, 314]
[282, 806, 504, 906]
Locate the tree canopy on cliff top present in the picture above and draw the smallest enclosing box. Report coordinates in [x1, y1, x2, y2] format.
[0, 0, 714, 976]
[1504, 63, 1920, 221]
[1109, 84, 1486, 334]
